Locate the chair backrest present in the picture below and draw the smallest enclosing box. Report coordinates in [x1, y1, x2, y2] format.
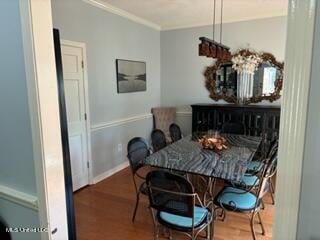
[151, 107, 176, 142]
[146, 170, 195, 218]
[151, 129, 167, 152]
[127, 137, 150, 174]
[257, 149, 278, 200]
[169, 123, 182, 143]
[267, 138, 278, 158]
[221, 121, 245, 135]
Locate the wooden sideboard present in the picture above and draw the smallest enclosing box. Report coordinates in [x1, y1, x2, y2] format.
[191, 104, 281, 140]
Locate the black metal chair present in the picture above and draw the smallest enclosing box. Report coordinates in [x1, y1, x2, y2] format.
[146, 170, 213, 240]
[247, 139, 278, 175]
[169, 123, 182, 143]
[221, 121, 245, 135]
[151, 129, 167, 152]
[246, 139, 278, 205]
[214, 150, 278, 240]
[127, 137, 151, 222]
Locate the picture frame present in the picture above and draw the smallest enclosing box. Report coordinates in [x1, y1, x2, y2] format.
[116, 59, 146, 93]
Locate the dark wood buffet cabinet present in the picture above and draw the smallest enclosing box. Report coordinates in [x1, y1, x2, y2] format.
[191, 104, 281, 141]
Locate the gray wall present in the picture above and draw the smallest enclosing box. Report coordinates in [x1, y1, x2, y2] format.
[297, 2, 320, 239]
[161, 17, 287, 111]
[52, 0, 160, 179]
[161, 17, 287, 135]
[0, 1, 40, 239]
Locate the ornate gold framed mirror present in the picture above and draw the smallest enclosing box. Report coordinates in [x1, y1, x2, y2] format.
[204, 49, 284, 104]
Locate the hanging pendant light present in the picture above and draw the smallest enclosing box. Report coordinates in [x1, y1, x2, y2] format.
[199, 0, 231, 59]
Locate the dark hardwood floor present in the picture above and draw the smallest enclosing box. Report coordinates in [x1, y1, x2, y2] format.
[74, 167, 274, 240]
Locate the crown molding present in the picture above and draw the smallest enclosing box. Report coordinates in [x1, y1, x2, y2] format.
[82, 0, 161, 30]
[82, 0, 287, 32]
[161, 13, 287, 31]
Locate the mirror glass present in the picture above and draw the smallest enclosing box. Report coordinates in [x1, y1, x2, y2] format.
[214, 61, 280, 98]
[253, 62, 279, 97]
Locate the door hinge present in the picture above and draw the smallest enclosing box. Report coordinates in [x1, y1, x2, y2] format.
[87, 162, 90, 168]
[81, 61, 84, 69]
[84, 113, 87, 120]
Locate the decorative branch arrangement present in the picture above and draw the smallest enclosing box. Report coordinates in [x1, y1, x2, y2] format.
[231, 51, 262, 74]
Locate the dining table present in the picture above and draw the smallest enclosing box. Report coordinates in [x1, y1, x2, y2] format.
[142, 133, 262, 182]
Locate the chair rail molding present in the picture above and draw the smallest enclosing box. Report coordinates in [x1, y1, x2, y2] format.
[176, 111, 192, 116]
[274, 0, 316, 239]
[91, 113, 153, 131]
[0, 185, 38, 211]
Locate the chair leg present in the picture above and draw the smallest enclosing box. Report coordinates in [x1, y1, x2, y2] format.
[132, 192, 140, 222]
[257, 212, 266, 235]
[207, 222, 213, 240]
[250, 213, 257, 240]
[261, 199, 265, 210]
[269, 179, 275, 205]
[168, 229, 172, 240]
[150, 208, 159, 240]
[221, 209, 226, 221]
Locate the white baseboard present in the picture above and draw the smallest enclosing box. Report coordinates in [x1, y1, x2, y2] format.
[93, 161, 129, 184]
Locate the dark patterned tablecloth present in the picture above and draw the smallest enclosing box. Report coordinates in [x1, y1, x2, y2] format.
[142, 134, 262, 181]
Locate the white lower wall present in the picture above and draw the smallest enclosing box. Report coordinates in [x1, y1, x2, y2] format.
[90, 114, 153, 182]
[0, 198, 40, 240]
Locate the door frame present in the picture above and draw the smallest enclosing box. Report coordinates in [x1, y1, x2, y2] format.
[19, 0, 69, 239]
[273, 0, 317, 239]
[60, 39, 93, 186]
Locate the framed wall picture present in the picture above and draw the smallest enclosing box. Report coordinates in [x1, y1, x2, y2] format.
[116, 59, 146, 93]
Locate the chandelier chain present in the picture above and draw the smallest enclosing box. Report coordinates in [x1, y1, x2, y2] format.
[220, 0, 223, 43]
[213, 0, 216, 41]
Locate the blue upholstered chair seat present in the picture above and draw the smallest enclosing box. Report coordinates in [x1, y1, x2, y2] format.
[241, 174, 260, 187]
[215, 187, 258, 211]
[247, 161, 263, 173]
[159, 206, 208, 228]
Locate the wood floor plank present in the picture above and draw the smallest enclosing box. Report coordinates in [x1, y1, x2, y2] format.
[74, 167, 274, 240]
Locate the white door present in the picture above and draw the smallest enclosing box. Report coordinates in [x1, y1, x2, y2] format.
[61, 42, 89, 191]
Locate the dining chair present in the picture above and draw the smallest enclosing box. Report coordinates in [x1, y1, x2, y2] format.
[127, 137, 151, 222]
[244, 139, 279, 205]
[214, 150, 278, 240]
[146, 170, 213, 240]
[151, 129, 167, 152]
[221, 121, 245, 135]
[247, 139, 278, 174]
[151, 107, 176, 142]
[169, 123, 182, 142]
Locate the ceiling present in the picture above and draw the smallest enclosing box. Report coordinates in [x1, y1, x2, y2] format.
[96, 0, 288, 30]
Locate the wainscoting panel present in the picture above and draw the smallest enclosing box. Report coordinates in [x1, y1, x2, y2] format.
[0, 198, 41, 240]
[90, 114, 153, 183]
[0, 186, 40, 240]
